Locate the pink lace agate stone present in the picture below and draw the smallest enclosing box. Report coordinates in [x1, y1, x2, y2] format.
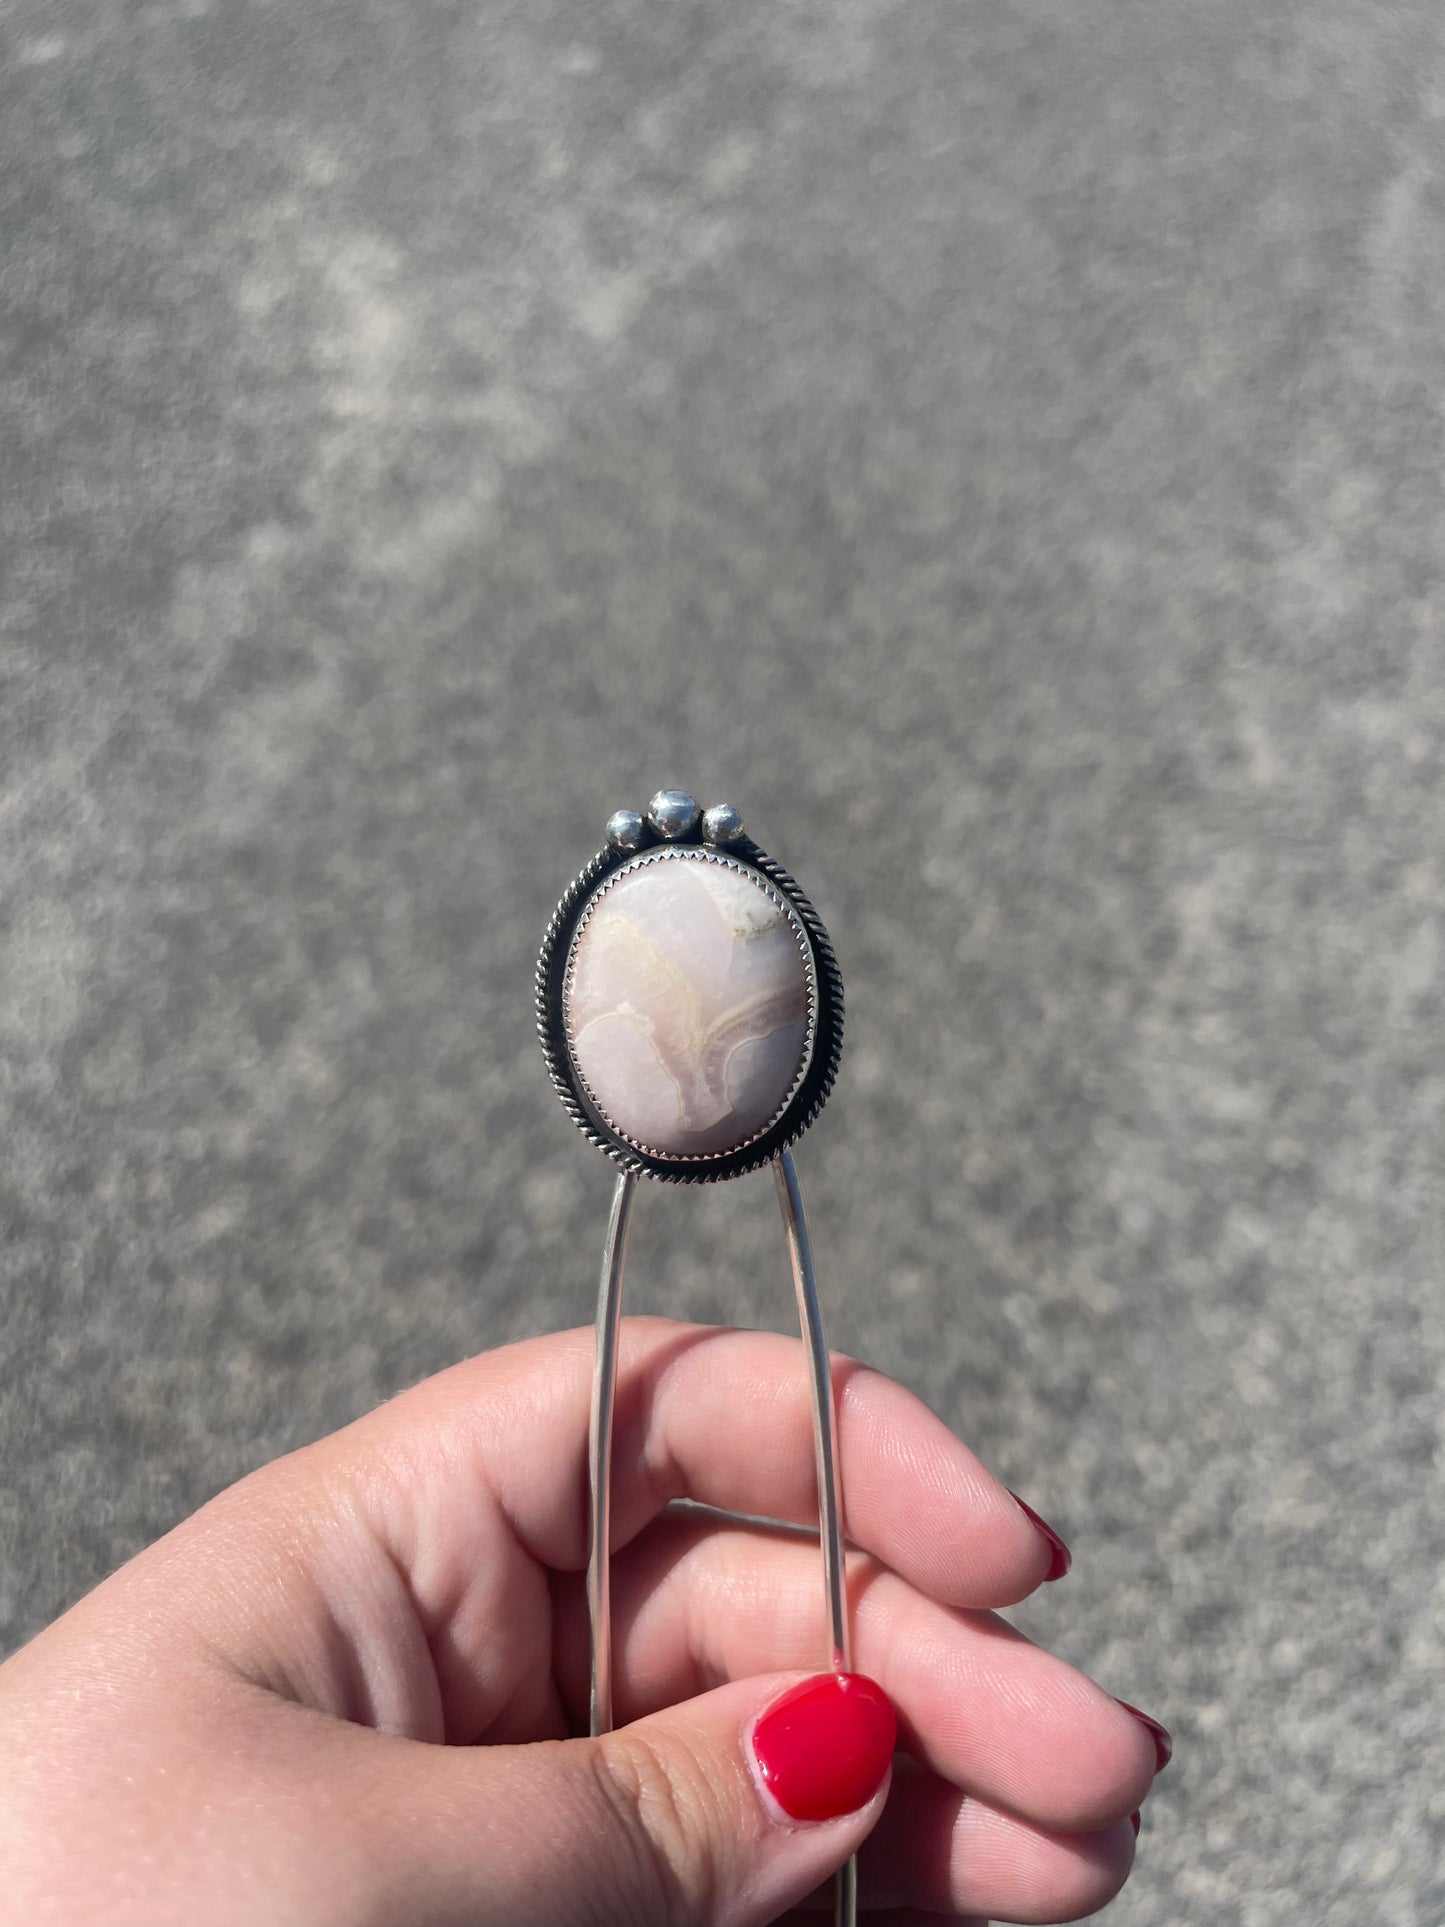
[564, 850, 814, 1158]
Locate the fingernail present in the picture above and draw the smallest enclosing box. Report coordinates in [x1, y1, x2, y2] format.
[1007, 1490, 1072, 1580]
[749, 1673, 896, 1822]
[1116, 1699, 1173, 1771]
[1130, 1809, 1142, 1836]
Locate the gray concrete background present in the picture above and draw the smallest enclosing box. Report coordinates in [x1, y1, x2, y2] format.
[2, 2, 1442, 1921]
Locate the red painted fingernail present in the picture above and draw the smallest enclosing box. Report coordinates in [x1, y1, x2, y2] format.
[1116, 1699, 1173, 1771]
[1130, 1809, 1142, 1836]
[749, 1673, 896, 1822]
[1007, 1490, 1072, 1580]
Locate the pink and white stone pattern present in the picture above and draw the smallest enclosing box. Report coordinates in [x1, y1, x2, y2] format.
[565, 851, 814, 1157]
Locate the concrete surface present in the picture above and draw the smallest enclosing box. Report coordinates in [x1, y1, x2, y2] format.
[2, 2, 1442, 1921]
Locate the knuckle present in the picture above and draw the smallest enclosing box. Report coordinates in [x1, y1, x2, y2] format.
[589, 1730, 719, 1927]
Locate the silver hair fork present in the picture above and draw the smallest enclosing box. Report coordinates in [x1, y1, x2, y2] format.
[538, 791, 858, 1927]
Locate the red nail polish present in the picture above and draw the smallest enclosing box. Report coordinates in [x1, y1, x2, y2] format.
[1007, 1490, 1072, 1580]
[1115, 1699, 1173, 1771]
[750, 1673, 896, 1822]
[1130, 1810, 1142, 1836]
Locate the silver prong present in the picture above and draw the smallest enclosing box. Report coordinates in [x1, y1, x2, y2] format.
[773, 1149, 849, 1669]
[833, 1856, 858, 1927]
[774, 1148, 856, 1927]
[588, 1170, 639, 1737]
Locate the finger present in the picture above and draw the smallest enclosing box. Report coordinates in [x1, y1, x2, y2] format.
[132, 1319, 1067, 1749]
[554, 1513, 1159, 1832]
[784, 1915, 989, 1927]
[855, 1755, 1136, 1920]
[362, 1672, 897, 1927]
[341, 1317, 1062, 1608]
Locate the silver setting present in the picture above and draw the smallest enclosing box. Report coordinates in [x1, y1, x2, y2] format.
[605, 808, 646, 852]
[536, 811, 844, 1185]
[646, 788, 701, 841]
[562, 845, 818, 1163]
[701, 801, 745, 845]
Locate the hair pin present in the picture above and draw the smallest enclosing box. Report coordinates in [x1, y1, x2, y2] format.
[537, 789, 856, 1925]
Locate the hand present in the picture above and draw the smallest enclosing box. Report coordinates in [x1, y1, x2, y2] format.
[0, 1319, 1168, 1924]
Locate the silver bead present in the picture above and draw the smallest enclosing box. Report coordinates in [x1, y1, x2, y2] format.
[701, 802, 745, 845]
[646, 789, 701, 841]
[605, 808, 647, 852]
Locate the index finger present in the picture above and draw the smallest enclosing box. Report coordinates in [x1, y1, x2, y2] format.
[338, 1316, 1062, 1612]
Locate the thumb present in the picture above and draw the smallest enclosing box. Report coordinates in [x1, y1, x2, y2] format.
[399, 1671, 895, 1927]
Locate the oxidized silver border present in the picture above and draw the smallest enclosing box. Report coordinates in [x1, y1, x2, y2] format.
[536, 823, 845, 1184]
[561, 846, 819, 1163]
